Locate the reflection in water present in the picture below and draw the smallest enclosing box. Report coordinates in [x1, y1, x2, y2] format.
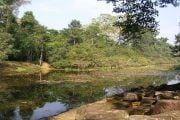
[167, 74, 180, 85]
[31, 101, 67, 120]
[0, 70, 180, 119]
[40, 72, 42, 83]
[0, 113, 3, 119]
[13, 106, 22, 120]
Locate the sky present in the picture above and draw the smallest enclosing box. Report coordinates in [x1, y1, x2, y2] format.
[18, 0, 180, 44]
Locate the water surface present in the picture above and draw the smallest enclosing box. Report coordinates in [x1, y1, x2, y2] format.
[0, 70, 179, 120]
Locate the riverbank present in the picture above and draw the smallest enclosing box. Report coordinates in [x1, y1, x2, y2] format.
[51, 83, 180, 120]
[0, 61, 178, 81]
[0, 61, 52, 76]
[0, 60, 177, 76]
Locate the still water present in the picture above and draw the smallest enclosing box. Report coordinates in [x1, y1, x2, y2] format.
[0, 70, 179, 120]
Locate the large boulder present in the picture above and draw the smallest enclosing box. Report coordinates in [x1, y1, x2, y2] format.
[151, 100, 180, 114]
[76, 109, 129, 120]
[129, 111, 180, 120]
[104, 86, 125, 97]
[75, 100, 129, 120]
[155, 91, 175, 99]
[129, 115, 157, 120]
[51, 109, 76, 120]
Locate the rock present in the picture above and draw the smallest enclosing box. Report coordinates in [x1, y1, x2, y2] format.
[76, 109, 129, 120]
[51, 109, 76, 120]
[137, 92, 145, 99]
[152, 100, 180, 114]
[152, 110, 180, 120]
[51, 82, 180, 120]
[144, 91, 155, 97]
[113, 101, 131, 108]
[155, 91, 163, 96]
[129, 115, 156, 120]
[123, 93, 139, 101]
[132, 102, 141, 108]
[75, 101, 129, 120]
[155, 91, 174, 99]
[173, 96, 180, 100]
[141, 97, 156, 104]
[129, 111, 180, 120]
[105, 97, 116, 102]
[104, 86, 125, 97]
[129, 108, 146, 115]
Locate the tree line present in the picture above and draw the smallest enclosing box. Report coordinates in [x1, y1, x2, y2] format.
[0, 0, 179, 68]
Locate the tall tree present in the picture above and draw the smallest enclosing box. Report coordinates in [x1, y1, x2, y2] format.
[0, 0, 29, 61]
[16, 11, 48, 63]
[173, 32, 180, 56]
[92, 14, 120, 42]
[102, 0, 179, 41]
[85, 23, 101, 45]
[67, 20, 83, 45]
[0, 30, 14, 61]
[0, 0, 29, 31]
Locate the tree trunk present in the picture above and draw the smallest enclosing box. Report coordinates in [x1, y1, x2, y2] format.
[74, 39, 76, 45]
[39, 44, 43, 66]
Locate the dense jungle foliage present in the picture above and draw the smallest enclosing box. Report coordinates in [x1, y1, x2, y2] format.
[0, 0, 180, 69]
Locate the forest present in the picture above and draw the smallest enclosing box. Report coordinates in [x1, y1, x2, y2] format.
[0, 0, 180, 70]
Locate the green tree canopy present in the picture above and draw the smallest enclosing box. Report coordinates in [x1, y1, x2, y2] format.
[0, 0, 29, 61]
[0, 30, 14, 60]
[0, 0, 29, 27]
[13, 11, 49, 62]
[68, 19, 82, 28]
[173, 30, 180, 56]
[66, 20, 83, 45]
[91, 14, 120, 41]
[102, 0, 180, 41]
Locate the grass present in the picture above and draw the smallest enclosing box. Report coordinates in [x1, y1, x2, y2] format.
[0, 61, 41, 76]
[0, 56, 178, 77]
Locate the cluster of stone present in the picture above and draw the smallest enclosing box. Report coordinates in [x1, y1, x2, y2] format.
[106, 83, 180, 115]
[52, 83, 180, 120]
[75, 83, 180, 120]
